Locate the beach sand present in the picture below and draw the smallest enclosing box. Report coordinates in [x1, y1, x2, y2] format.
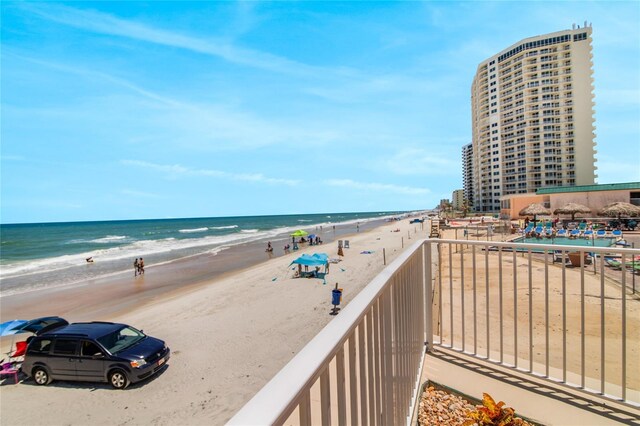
[0, 217, 424, 425]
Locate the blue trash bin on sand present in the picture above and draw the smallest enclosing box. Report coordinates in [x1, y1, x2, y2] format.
[332, 289, 342, 306]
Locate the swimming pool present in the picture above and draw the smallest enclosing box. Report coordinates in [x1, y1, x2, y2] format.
[512, 236, 615, 248]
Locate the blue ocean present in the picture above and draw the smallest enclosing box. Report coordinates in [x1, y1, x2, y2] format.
[0, 211, 406, 297]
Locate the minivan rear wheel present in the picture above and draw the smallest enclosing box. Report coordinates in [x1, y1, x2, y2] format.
[33, 367, 51, 385]
[109, 369, 129, 389]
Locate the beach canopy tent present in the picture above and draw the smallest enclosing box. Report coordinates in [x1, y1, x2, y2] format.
[553, 202, 591, 222]
[0, 317, 68, 337]
[290, 253, 328, 267]
[290, 230, 309, 237]
[0, 320, 28, 337]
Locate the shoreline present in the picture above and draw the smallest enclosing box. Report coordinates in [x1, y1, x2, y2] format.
[1, 214, 425, 425]
[0, 217, 396, 322]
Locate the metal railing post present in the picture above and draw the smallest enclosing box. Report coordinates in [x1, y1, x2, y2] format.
[425, 242, 433, 351]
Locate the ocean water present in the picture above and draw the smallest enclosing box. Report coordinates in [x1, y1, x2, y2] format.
[0, 211, 407, 297]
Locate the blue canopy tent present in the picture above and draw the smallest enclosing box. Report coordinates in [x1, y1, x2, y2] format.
[290, 253, 329, 278]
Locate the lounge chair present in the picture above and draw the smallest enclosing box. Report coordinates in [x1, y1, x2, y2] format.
[583, 229, 594, 238]
[344, 240, 350, 249]
[556, 229, 567, 237]
[569, 229, 581, 237]
[612, 229, 623, 238]
[534, 226, 543, 236]
[553, 250, 569, 263]
[595, 229, 606, 238]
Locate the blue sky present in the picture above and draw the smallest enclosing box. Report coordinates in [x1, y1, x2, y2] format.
[2, 1, 639, 224]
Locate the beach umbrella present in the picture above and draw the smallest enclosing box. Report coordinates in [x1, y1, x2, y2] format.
[598, 202, 640, 219]
[0, 320, 27, 336]
[519, 203, 551, 224]
[290, 230, 309, 237]
[553, 202, 591, 221]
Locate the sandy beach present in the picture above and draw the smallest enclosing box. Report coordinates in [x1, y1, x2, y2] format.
[0, 217, 425, 425]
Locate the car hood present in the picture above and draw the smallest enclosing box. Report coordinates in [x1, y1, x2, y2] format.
[118, 336, 165, 360]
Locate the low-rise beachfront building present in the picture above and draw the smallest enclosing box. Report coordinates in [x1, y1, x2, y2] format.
[500, 181, 640, 219]
[451, 189, 465, 210]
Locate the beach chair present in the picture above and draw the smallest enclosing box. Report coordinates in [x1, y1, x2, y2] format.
[534, 226, 543, 236]
[0, 362, 19, 384]
[595, 229, 606, 238]
[344, 240, 350, 249]
[556, 229, 567, 237]
[553, 250, 569, 263]
[583, 229, 594, 238]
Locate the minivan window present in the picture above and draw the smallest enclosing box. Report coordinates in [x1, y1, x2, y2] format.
[53, 339, 78, 355]
[80, 341, 103, 357]
[97, 326, 145, 354]
[28, 338, 52, 354]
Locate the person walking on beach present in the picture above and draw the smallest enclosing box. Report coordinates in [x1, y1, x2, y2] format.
[134, 258, 139, 277]
[138, 258, 145, 275]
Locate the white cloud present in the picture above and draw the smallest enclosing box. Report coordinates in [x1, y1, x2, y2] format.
[324, 178, 430, 196]
[19, 3, 326, 78]
[121, 160, 300, 186]
[383, 148, 461, 176]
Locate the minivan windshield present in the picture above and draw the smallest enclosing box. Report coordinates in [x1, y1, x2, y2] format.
[97, 326, 146, 354]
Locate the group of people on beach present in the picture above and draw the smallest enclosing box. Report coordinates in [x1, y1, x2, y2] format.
[133, 258, 145, 276]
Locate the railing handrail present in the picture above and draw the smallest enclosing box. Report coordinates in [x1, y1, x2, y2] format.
[227, 239, 427, 425]
[429, 238, 640, 255]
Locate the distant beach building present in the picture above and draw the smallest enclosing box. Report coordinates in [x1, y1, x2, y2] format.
[470, 23, 596, 213]
[451, 189, 465, 210]
[462, 143, 474, 208]
[500, 181, 640, 219]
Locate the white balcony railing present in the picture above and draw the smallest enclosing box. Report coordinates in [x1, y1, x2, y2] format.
[229, 240, 429, 425]
[229, 236, 640, 424]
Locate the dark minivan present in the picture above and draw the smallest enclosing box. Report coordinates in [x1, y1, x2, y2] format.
[22, 321, 170, 389]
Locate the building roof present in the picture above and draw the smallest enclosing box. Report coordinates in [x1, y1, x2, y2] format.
[536, 182, 640, 195]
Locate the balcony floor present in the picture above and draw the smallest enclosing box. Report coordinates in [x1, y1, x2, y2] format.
[417, 348, 640, 425]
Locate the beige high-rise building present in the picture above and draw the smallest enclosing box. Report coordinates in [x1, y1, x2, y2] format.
[470, 24, 596, 212]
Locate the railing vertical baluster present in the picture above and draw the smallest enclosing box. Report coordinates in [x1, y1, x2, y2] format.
[499, 247, 503, 363]
[513, 250, 518, 368]
[528, 249, 533, 373]
[348, 334, 358, 425]
[438, 243, 443, 345]
[299, 389, 312, 426]
[336, 347, 347, 426]
[449, 243, 454, 349]
[320, 367, 332, 426]
[581, 250, 585, 388]
[472, 243, 477, 355]
[373, 300, 381, 425]
[425, 242, 433, 351]
[366, 310, 376, 426]
[461, 243, 465, 352]
[545, 250, 549, 378]
[600, 257, 605, 396]
[485, 245, 490, 360]
[382, 287, 394, 426]
[358, 323, 368, 426]
[562, 250, 567, 383]
[392, 274, 401, 425]
[621, 255, 627, 402]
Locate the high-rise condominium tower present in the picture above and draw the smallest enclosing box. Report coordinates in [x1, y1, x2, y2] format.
[470, 24, 596, 212]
